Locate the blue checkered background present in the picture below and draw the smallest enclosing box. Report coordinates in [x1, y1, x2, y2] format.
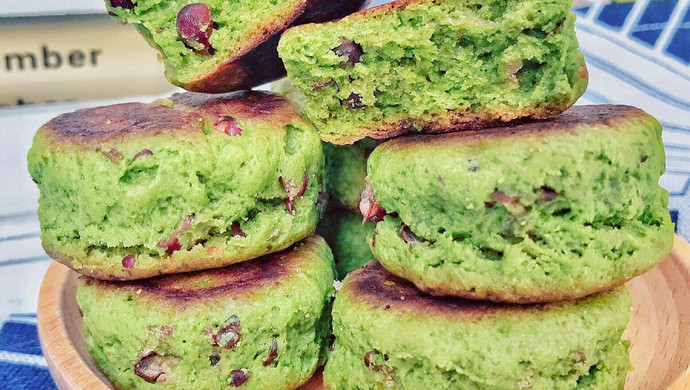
[1, 0, 688, 388]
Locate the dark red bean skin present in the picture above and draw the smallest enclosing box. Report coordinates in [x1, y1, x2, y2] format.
[539, 186, 557, 202]
[213, 315, 242, 349]
[133, 149, 153, 161]
[229, 370, 251, 387]
[157, 215, 193, 254]
[359, 184, 386, 224]
[134, 353, 166, 382]
[280, 174, 309, 214]
[332, 37, 363, 67]
[491, 190, 520, 206]
[111, 0, 135, 9]
[215, 116, 242, 136]
[399, 224, 427, 244]
[343, 92, 364, 109]
[122, 255, 135, 269]
[231, 222, 246, 237]
[176, 3, 215, 55]
[263, 338, 278, 366]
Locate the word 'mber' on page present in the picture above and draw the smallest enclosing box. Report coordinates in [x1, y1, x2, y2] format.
[4, 45, 102, 72]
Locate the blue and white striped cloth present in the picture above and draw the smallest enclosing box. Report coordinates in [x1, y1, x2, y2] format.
[1, 0, 688, 388]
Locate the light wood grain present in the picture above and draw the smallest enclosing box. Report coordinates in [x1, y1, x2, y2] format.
[38, 236, 690, 390]
[625, 235, 690, 390]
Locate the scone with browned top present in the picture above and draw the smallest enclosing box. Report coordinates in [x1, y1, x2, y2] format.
[325, 260, 632, 389]
[78, 236, 335, 390]
[363, 105, 673, 303]
[105, 0, 369, 92]
[27, 91, 325, 280]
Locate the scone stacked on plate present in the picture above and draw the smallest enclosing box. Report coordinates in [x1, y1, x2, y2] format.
[77, 236, 334, 390]
[362, 106, 674, 304]
[28, 91, 336, 389]
[321, 106, 673, 389]
[329, 261, 634, 389]
[104, 0, 370, 92]
[28, 91, 326, 280]
[277, 0, 589, 144]
[274, 0, 674, 388]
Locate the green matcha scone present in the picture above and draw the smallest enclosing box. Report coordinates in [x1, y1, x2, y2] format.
[278, 0, 588, 144]
[27, 91, 325, 280]
[105, 0, 368, 92]
[363, 105, 673, 303]
[324, 260, 633, 390]
[78, 236, 335, 390]
[317, 209, 374, 277]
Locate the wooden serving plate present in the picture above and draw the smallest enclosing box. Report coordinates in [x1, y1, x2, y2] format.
[38, 236, 690, 390]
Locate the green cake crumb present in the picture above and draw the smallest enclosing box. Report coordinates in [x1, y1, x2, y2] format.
[78, 236, 335, 390]
[278, 0, 587, 144]
[365, 105, 673, 302]
[27, 91, 325, 280]
[325, 261, 633, 390]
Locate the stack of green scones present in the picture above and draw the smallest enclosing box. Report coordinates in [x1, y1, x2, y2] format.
[28, 0, 676, 389]
[317, 106, 673, 389]
[273, 0, 674, 388]
[28, 91, 337, 389]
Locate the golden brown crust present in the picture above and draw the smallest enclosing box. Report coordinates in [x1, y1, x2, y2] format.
[408, 271, 632, 304]
[45, 226, 317, 281]
[377, 105, 650, 151]
[37, 91, 308, 152]
[286, 0, 434, 36]
[323, 101, 576, 145]
[182, 34, 287, 93]
[382, 254, 657, 304]
[182, 0, 369, 93]
[344, 260, 603, 318]
[39, 103, 203, 147]
[80, 236, 324, 305]
[170, 90, 304, 127]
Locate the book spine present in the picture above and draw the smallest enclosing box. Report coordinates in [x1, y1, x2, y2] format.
[0, 14, 176, 106]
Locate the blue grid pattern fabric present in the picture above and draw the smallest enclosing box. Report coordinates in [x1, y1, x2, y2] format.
[575, 0, 690, 64]
[0, 315, 56, 390]
[573, 0, 690, 238]
[1, 1, 688, 389]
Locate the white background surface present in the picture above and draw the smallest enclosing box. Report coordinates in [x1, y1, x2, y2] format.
[0, 0, 106, 17]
